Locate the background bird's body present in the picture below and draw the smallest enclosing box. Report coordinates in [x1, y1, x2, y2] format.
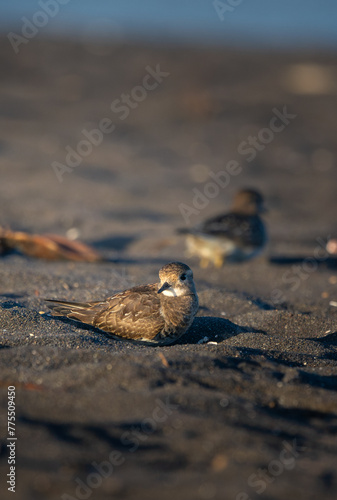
[182, 189, 267, 268]
[46, 263, 199, 345]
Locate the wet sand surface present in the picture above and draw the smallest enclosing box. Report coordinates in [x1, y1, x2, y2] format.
[0, 37, 337, 499]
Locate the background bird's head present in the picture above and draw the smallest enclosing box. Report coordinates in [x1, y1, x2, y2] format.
[232, 189, 266, 215]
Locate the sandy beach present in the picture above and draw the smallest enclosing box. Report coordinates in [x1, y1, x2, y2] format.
[0, 36, 337, 499]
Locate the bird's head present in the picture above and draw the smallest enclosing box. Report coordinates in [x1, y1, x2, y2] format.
[157, 262, 196, 297]
[232, 189, 266, 215]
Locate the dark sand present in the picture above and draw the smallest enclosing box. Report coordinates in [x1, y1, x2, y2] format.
[0, 36, 337, 499]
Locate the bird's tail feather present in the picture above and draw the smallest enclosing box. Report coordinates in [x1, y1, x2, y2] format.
[45, 299, 104, 325]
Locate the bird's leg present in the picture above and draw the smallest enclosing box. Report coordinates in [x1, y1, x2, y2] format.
[214, 254, 224, 268]
[200, 257, 209, 268]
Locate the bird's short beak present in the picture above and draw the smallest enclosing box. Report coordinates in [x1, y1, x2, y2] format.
[158, 282, 171, 294]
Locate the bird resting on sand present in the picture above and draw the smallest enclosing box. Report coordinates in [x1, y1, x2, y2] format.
[46, 262, 199, 346]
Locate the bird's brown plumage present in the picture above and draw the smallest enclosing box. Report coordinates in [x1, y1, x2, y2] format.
[46, 262, 199, 345]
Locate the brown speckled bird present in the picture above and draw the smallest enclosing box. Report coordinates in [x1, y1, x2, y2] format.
[46, 262, 199, 345]
[182, 189, 267, 268]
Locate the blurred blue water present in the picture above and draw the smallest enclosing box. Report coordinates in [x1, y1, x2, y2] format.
[1, 0, 337, 50]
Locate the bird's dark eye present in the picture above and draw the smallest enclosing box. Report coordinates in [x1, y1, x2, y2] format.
[180, 274, 187, 281]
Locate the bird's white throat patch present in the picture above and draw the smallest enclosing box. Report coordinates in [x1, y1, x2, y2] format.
[161, 287, 184, 297]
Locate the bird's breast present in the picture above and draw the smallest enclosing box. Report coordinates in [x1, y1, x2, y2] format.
[160, 294, 198, 329]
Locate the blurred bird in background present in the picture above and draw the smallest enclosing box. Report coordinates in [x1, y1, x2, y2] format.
[179, 189, 267, 268]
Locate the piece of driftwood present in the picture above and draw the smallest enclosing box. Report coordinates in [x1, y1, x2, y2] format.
[0, 227, 103, 262]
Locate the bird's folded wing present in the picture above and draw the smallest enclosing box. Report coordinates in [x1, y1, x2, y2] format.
[199, 214, 245, 236]
[93, 285, 164, 339]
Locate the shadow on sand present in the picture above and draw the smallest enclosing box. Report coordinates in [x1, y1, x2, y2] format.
[269, 255, 337, 269]
[43, 313, 265, 347]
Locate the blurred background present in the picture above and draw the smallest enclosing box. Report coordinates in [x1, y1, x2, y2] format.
[1, 4, 337, 500]
[1, 0, 337, 49]
[0, 0, 336, 281]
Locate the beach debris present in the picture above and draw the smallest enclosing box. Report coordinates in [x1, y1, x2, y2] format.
[211, 453, 228, 472]
[66, 227, 80, 240]
[158, 352, 169, 368]
[283, 63, 335, 95]
[329, 301, 337, 307]
[197, 336, 210, 344]
[0, 380, 43, 391]
[327, 238, 337, 255]
[0, 226, 103, 262]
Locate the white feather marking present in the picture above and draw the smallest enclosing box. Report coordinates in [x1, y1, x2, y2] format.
[161, 287, 184, 297]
